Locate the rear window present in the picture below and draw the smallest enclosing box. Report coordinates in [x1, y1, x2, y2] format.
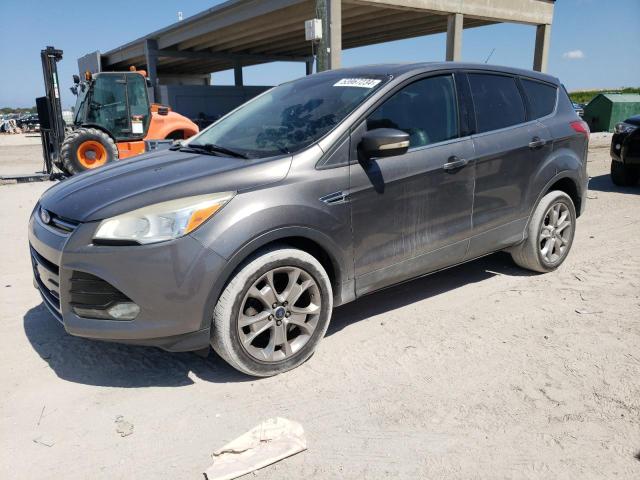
[521, 79, 557, 119]
[468, 73, 526, 133]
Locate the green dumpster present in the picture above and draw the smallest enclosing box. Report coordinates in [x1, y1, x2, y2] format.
[583, 93, 640, 132]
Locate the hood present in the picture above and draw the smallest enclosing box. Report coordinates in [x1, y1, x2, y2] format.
[625, 115, 640, 127]
[39, 148, 292, 222]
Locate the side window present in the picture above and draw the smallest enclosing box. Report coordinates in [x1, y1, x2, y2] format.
[367, 75, 458, 148]
[521, 78, 557, 119]
[126, 74, 151, 135]
[468, 73, 526, 133]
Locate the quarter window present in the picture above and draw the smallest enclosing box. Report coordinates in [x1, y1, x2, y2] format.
[367, 75, 459, 148]
[468, 73, 526, 133]
[521, 78, 557, 119]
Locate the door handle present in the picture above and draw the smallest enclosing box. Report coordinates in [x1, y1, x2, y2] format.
[443, 156, 469, 171]
[529, 137, 547, 149]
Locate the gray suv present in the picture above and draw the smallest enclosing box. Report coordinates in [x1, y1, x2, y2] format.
[29, 63, 589, 376]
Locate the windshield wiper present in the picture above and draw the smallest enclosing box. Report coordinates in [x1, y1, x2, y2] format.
[183, 143, 248, 159]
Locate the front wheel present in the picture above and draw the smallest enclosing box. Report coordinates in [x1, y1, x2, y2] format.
[510, 191, 576, 273]
[211, 246, 333, 377]
[60, 127, 118, 175]
[611, 159, 640, 186]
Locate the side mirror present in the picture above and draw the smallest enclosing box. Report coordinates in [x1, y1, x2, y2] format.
[73, 74, 80, 84]
[359, 128, 410, 159]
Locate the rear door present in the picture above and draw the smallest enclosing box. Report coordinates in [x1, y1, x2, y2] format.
[465, 72, 552, 257]
[349, 73, 475, 294]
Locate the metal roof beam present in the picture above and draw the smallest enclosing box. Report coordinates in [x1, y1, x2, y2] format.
[346, 0, 554, 25]
[157, 0, 308, 49]
[180, 1, 316, 51]
[155, 48, 310, 64]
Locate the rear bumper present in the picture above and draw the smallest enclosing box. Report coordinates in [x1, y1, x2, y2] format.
[28, 210, 226, 351]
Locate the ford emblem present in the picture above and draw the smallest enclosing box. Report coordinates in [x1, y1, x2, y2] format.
[40, 208, 51, 224]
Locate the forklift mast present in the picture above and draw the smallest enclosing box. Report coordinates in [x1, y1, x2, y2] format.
[36, 46, 65, 174]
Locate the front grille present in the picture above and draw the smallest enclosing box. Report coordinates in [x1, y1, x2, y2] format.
[49, 213, 79, 233]
[70, 271, 131, 309]
[30, 245, 62, 322]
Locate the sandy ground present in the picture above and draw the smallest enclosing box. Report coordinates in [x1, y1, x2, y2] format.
[0, 133, 45, 177]
[0, 134, 639, 479]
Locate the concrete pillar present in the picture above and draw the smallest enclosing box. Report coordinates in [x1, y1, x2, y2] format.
[315, 0, 341, 71]
[234, 63, 243, 86]
[446, 13, 463, 62]
[144, 39, 159, 103]
[328, 0, 342, 69]
[533, 24, 551, 72]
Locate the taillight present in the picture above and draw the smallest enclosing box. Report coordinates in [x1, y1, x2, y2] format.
[570, 120, 590, 138]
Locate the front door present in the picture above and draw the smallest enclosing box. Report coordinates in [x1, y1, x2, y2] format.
[349, 74, 475, 295]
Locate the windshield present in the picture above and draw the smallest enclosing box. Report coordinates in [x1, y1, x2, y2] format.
[189, 73, 389, 158]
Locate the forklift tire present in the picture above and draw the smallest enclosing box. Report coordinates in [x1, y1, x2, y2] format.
[60, 128, 118, 175]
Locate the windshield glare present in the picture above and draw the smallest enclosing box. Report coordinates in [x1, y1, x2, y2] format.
[190, 73, 388, 158]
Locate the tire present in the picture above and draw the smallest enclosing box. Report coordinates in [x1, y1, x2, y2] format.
[211, 245, 333, 377]
[60, 127, 118, 175]
[610, 159, 640, 187]
[510, 191, 576, 273]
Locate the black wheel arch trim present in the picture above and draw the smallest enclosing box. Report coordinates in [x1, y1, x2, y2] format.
[199, 226, 354, 331]
[525, 171, 582, 235]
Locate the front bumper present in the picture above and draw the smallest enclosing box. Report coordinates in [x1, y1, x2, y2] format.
[611, 131, 640, 165]
[28, 210, 226, 351]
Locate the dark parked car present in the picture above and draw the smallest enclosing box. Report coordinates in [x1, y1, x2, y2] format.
[17, 113, 40, 131]
[611, 114, 640, 186]
[29, 63, 589, 376]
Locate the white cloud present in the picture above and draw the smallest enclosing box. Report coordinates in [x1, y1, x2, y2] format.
[563, 50, 585, 60]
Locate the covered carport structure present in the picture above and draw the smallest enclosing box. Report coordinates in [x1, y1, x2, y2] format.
[99, 0, 555, 102]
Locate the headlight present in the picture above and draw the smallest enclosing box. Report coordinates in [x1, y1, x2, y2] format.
[614, 122, 637, 134]
[93, 192, 234, 244]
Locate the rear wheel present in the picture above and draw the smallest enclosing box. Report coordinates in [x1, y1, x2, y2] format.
[211, 246, 333, 377]
[611, 159, 640, 186]
[510, 191, 576, 273]
[60, 127, 118, 175]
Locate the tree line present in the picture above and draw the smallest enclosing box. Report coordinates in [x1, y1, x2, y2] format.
[569, 87, 640, 105]
[1, 107, 37, 115]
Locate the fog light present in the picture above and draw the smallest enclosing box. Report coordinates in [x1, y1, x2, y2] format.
[73, 302, 140, 321]
[72, 306, 113, 320]
[107, 302, 140, 320]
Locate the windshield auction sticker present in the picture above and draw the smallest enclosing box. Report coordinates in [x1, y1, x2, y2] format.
[333, 78, 382, 89]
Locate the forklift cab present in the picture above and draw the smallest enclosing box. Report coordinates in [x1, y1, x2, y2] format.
[73, 71, 151, 142]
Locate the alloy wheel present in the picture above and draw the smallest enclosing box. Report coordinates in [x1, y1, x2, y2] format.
[539, 202, 573, 264]
[237, 266, 321, 362]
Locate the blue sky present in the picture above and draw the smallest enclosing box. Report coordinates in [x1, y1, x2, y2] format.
[0, 0, 638, 108]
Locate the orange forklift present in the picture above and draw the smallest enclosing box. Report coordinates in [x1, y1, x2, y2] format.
[37, 46, 198, 176]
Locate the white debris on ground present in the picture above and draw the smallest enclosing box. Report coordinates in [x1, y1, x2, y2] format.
[204, 418, 307, 480]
